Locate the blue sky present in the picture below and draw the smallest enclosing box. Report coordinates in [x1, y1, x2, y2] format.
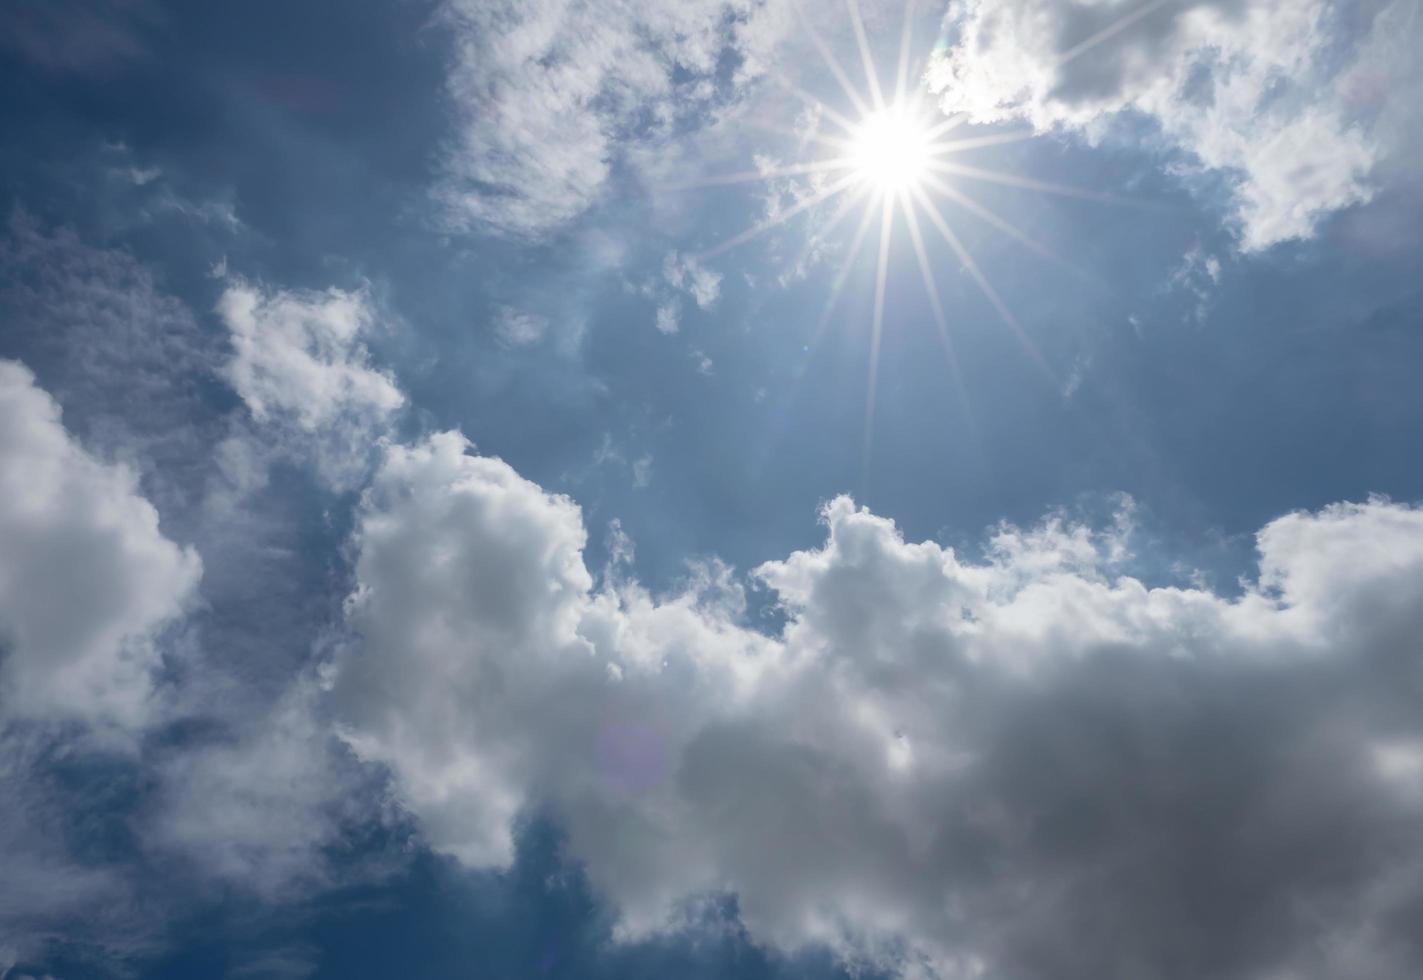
[3, 1, 1423, 978]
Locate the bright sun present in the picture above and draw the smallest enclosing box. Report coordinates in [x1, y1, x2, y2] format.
[848, 105, 931, 193]
[688, 0, 1109, 472]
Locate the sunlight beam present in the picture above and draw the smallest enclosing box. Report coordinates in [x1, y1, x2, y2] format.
[774, 76, 864, 136]
[1057, 0, 1178, 67]
[921, 172, 1081, 274]
[795, 1, 874, 119]
[901, 191, 978, 433]
[698, 173, 859, 259]
[910, 184, 1056, 382]
[848, 0, 887, 110]
[863, 193, 895, 471]
[790, 183, 873, 287]
[901, 192, 965, 390]
[930, 160, 1125, 204]
[676, 158, 855, 191]
[893, 0, 918, 106]
[930, 130, 1037, 154]
[810, 189, 881, 351]
[922, 113, 969, 143]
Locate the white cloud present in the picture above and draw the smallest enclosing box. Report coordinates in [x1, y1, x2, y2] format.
[1168, 242, 1221, 320]
[219, 280, 402, 431]
[0, 360, 202, 733]
[433, 0, 796, 237]
[926, 0, 1416, 250]
[493, 306, 550, 347]
[332, 433, 1423, 977]
[663, 251, 722, 310]
[655, 301, 680, 335]
[148, 678, 375, 899]
[217, 279, 403, 489]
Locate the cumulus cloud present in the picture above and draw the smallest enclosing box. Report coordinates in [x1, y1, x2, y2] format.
[926, 0, 1416, 250]
[219, 280, 402, 432]
[217, 279, 403, 489]
[434, 0, 795, 237]
[0, 360, 202, 733]
[333, 433, 1423, 977]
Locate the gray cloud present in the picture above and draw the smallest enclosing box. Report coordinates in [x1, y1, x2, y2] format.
[332, 430, 1423, 977]
[0, 359, 202, 734]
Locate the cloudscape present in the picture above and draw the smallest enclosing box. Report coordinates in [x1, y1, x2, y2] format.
[3, 1, 1422, 978]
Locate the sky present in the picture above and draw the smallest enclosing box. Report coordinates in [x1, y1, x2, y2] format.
[2, 0, 1423, 977]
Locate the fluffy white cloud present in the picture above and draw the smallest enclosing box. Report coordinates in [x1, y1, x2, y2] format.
[333, 433, 1423, 977]
[0, 360, 201, 733]
[219, 280, 402, 432]
[434, 0, 795, 237]
[926, 0, 1414, 250]
[217, 279, 403, 489]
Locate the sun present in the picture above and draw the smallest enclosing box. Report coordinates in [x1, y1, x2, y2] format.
[848, 104, 932, 194]
[684, 0, 1121, 475]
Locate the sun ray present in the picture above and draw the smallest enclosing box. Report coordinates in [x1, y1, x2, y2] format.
[920, 172, 1082, 274]
[893, 0, 918, 106]
[901, 190, 981, 447]
[790, 182, 873, 287]
[863, 192, 895, 470]
[929, 159, 1127, 204]
[900, 191, 965, 390]
[930, 130, 1037, 154]
[674, 158, 855, 191]
[794, 1, 874, 119]
[740, 114, 852, 152]
[774, 76, 864, 136]
[910, 184, 1056, 382]
[809, 189, 881, 350]
[848, 0, 887, 111]
[1057, 0, 1177, 67]
[698, 172, 859, 259]
[921, 113, 969, 143]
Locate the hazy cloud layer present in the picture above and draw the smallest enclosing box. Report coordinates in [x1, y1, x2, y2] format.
[333, 432, 1423, 977]
[927, 0, 1418, 249]
[0, 0, 157, 75]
